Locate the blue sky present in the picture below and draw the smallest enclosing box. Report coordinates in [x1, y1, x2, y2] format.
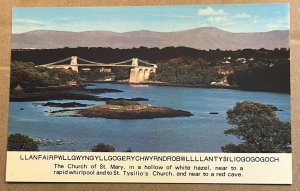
[12, 3, 289, 34]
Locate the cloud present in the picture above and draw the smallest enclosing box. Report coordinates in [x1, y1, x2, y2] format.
[13, 18, 48, 33]
[151, 14, 195, 19]
[53, 17, 72, 22]
[198, 7, 227, 16]
[266, 20, 289, 30]
[252, 16, 260, 24]
[207, 16, 230, 23]
[197, 7, 252, 28]
[13, 19, 46, 27]
[233, 13, 252, 19]
[266, 15, 289, 30]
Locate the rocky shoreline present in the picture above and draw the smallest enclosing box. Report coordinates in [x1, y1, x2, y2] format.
[10, 86, 147, 102]
[114, 81, 289, 94]
[42, 102, 90, 108]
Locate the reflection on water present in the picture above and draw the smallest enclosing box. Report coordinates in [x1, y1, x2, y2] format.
[8, 83, 290, 152]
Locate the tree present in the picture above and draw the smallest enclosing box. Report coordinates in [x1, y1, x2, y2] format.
[222, 101, 291, 153]
[7, 133, 39, 151]
[91, 143, 116, 152]
[10, 62, 81, 89]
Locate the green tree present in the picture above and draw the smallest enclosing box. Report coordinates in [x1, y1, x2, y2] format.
[7, 133, 39, 151]
[91, 143, 116, 152]
[10, 62, 81, 89]
[222, 101, 291, 153]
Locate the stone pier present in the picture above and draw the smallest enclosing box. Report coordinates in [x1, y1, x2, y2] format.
[129, 58, 156, 83]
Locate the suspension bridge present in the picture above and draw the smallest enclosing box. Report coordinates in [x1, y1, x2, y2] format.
[37, 56, 158, 83]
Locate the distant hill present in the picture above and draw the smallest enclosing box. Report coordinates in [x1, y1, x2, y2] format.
[12, 27, 289, 50]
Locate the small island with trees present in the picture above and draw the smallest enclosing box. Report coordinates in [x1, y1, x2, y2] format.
[76, 100, 193, 119]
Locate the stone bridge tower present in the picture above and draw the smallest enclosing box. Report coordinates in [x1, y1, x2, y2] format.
[129, 58, 155, 83]
[69, 56, 79, 72]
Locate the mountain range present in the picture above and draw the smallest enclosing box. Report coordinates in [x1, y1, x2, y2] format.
[12, 27, 289, 50]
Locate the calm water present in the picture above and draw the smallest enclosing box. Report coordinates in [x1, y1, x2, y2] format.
[8, 83, 290, 152]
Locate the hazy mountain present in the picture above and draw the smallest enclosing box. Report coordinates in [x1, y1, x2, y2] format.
[12, 27, 289, 50]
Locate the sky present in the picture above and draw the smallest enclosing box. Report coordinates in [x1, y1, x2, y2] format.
[12, 3, 290, 34]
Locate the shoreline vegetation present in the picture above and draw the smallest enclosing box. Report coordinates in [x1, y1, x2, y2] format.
[222, 101, 291, 153]
[114, 81, 290, 94]
[7, 133, 130, 152]
[10, 85, 149, 102]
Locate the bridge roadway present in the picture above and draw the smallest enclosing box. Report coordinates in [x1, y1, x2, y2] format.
[46, 64, 135, 67]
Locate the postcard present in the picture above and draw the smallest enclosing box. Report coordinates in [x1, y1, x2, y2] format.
[6, 3, 292, 184]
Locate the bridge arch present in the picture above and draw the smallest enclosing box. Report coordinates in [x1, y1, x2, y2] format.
[137, 68, 144, 82]
[144, 69, 150, 80]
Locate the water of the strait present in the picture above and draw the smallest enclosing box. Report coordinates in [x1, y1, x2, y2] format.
[8, 83, 290, 152]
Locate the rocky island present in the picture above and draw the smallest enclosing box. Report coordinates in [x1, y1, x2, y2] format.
[76, 100, 193, 119]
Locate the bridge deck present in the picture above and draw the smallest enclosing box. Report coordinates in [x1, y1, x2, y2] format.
[40, 64, 134, 67]
[40, 64, 155, 68]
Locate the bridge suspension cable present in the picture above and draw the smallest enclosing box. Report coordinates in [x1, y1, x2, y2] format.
[138, 59, 156, 66]
[40, 56, 157, 67]
[42, 57, 72, 66]
[77, 57, 132, 65]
